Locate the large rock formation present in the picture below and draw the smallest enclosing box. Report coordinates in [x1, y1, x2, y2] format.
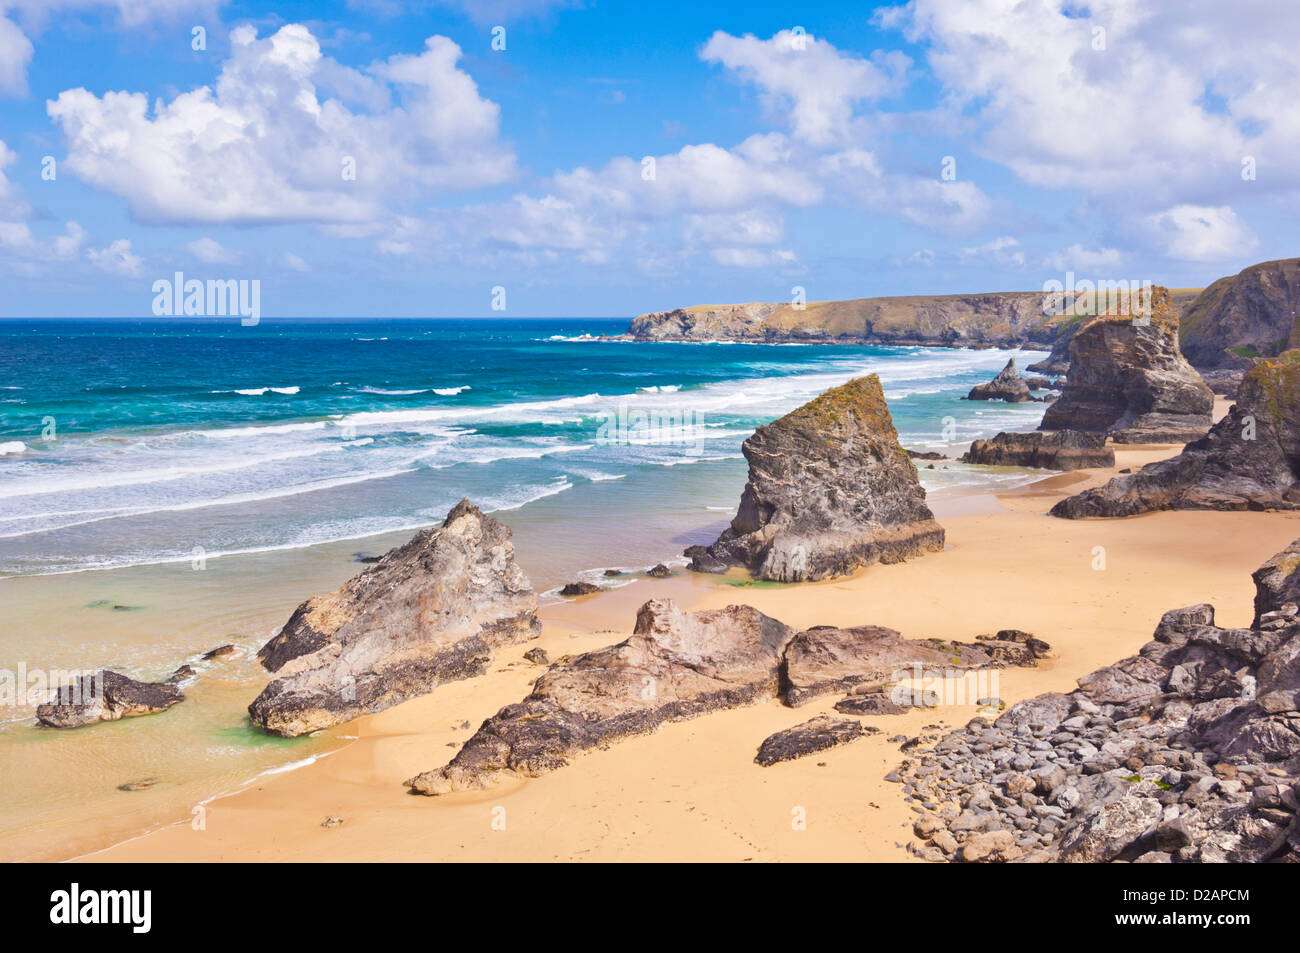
[407, 599, 1045, 795]
[961, 431, 1114, 470]
[898, 541, 1300, 863]
[248, 499, 540, 737]
[1180, 258, 1300, 369]
[1050, 353, 1300, 518]
[1039, 287, 1214, 443]
[685, 375, 944, 581]
[36, 670, 184, 729]
[965, 358, 1036, 402]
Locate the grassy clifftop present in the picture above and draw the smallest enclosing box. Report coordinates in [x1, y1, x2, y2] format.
[628, 287, 1205, 349]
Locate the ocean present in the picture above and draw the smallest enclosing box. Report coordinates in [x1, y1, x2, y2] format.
[0, 317, 1050, 858]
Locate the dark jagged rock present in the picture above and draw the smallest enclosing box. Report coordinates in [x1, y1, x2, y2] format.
[646, 564, 671, 578]
[1051, 352, 1300, 518]
[559, 581, 600, 597]
[686, 375, 944, 581]
[522, 647, 550, 666]
[897, 541, 1300, 863]
[965, 358, 1036, 402]
[905, 449, 947, 461]
[248, 499, 540, 738]
[407, 599, 1044, 795]
[961, 431, 1114, 470]
[1026, 326, 1078, 376]
[756, 716, 877, 766]
[1040, 287, 1213, 443]
[1253, 539, 1300, 627]
[202, 644, 238, 662]
[36, 670, 184, 729]
[1180, 258, 1300, 369]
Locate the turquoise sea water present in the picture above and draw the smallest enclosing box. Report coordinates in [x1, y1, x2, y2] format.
[0, 318, 1047, 581]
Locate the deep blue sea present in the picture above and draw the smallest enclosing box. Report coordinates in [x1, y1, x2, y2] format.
[0, 318, 1048, 579]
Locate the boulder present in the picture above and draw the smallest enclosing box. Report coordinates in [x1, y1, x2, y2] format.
[559, 581, 600, 597]
[685, 375, 944, 581]
[36, 670, 183, 729]
[1040, 287, 1213, 443]
[755, 716, 876, 766]
[1050, 352, 1300, 518]
[248, 499, 540, 737]
[965, 358, 1036, 402]
[961, 430, 1114, 470]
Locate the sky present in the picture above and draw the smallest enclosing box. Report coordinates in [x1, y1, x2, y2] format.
[0, 0, 1295, 318]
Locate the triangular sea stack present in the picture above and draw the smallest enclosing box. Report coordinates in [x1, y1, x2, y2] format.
[685, 375, 944, 581]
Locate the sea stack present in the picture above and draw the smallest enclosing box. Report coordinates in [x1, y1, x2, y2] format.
[248, 499, 540, 737]
[1039, 286, 1213, 443]
[965, 358, 1035, 402]
[685, 375, 944, 581]
[1050, 351, 1300, 518]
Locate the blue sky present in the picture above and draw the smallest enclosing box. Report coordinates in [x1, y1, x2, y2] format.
[0, 0, 1295, 317]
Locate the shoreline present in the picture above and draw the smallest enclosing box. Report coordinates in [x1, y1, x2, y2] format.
[63, 420, 1300, 863]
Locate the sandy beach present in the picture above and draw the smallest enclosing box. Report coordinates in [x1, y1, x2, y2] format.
[71, 420, 1300, 863]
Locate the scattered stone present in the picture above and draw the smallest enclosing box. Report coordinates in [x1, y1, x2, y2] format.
[202, 644, 238, 662]
[894, 541, 1300, 863]
[559, 581, 600, 597]
[321, 816, 344, 828]
[248, 499, 540, 738]
[647, 564, 671, 578]
[522, 647, 550, 666]
[603, 569, 622, 577]
[117, 779, 158, 792]
[686, 375, 944, 581]
[166, 664, 197, 684]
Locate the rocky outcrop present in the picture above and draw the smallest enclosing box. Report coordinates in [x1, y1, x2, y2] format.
[965, 358, 1036, 402]
[781, 624, 1020, 707]
[36, 670, 184, 729]
[626, 291, 1074, 348]
[961, 431, 1113, 470]
[756, 716, 877, 766]
[1039, 287, 1213, 443]
[248, 499, 540, 737]
[685, 375, 945, 581]
[898, 542, 1300, 863]
[407, 599, 1046, 795]
[1180, 258, 1300, 369]
[1050, 353, 1300, 518]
